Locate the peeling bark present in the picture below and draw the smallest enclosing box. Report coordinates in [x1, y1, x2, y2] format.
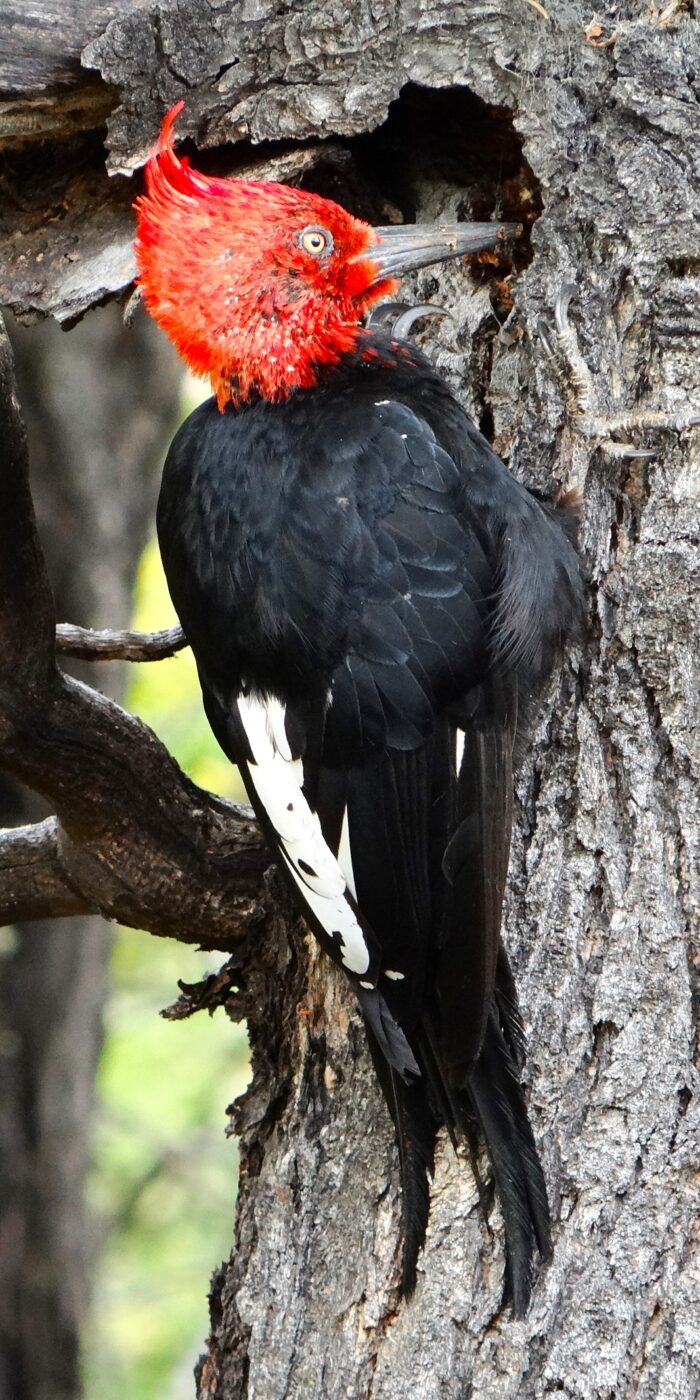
[1, 2, 699, 1397]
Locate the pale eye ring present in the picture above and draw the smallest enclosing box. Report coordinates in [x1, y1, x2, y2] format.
[298, 226, 333, 256]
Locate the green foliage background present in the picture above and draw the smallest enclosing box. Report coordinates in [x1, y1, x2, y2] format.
[84, 532, 250, 1400]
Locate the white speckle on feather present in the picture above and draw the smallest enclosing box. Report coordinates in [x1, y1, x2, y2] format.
[375, 399, 390, 406]
[385, 969, 405, 981]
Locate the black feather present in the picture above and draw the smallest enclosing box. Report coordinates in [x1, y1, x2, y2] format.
[364, 1027, 438, 1293]
[356, 985, 420, 1081]
[467, 1014, 552, 1317]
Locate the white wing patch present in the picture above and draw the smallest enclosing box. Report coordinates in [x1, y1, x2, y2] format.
[455, 727, 466, 773]
[237, 694, 371, 977]
[337, 806, 357, 899]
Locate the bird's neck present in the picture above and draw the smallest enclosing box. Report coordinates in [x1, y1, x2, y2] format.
[209, 302, 366, 410]
[213, 324, 428, 411]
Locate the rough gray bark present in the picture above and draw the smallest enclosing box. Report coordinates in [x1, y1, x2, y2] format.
[1, 3, 699, 1398]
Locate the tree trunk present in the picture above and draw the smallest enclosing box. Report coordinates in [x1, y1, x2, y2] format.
[0, 307, 180, 1400]
[1, 3, 698, 1397]
[190, 15, 700, 1400]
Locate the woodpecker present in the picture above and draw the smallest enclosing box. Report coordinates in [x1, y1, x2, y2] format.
[135, 103, 583, 1314]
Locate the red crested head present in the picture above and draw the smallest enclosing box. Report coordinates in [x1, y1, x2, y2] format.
[134, 103, 397, 408]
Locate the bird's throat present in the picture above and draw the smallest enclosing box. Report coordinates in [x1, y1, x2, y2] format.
[206, 304, 367, 410]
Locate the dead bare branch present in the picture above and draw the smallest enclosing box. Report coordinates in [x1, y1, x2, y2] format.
[0, 817, 92, 923]
[56, 621, 187, 662]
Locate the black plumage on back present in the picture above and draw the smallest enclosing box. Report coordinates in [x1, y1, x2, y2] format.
[157, 332, 583, 1311]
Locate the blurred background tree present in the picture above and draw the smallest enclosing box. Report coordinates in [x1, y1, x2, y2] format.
[0, 310, 248, 1400]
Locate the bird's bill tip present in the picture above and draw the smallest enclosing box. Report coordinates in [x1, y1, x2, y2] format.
[366, 222, 521, 284]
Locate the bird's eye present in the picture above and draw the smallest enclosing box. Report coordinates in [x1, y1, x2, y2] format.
[298, 226, 333, 256]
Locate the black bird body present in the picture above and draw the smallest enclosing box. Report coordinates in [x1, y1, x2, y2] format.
[157, 334, 582, 1311]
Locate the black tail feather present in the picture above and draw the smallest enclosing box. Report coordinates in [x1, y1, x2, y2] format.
[494, 943, 527, 1070]
[356, 983, 420, 1081]
[365, 1024, 438, 1294]
[419, 1007, 550, 1316]
[362, 1001, 550, 1307]
[467, 1014, 551, 1316]
[418, 1019, 489, 1213]
[389, 1069, 438, 1295]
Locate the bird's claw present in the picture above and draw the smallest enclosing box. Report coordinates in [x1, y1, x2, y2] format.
[600, 443, 659, 461]
[554, 284, 577, 335]
[392, 304, 454, 339]
[537, 319, 558, 359]
[366, 301, 453, 339]
[366, 300, 412, 329]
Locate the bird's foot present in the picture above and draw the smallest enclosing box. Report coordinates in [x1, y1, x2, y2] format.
[539, 285, 700, 482]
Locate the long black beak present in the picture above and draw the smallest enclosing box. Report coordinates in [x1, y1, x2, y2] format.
[367, 222, 520, 285]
